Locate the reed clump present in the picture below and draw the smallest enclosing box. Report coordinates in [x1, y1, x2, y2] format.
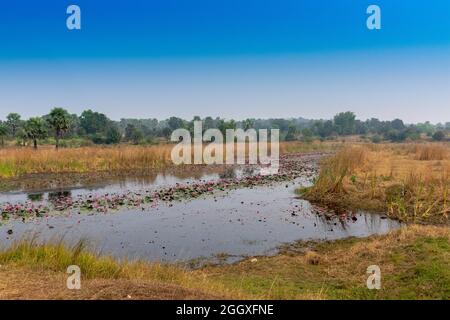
[0, 141, 338, 179]
[0, 145, 173, 178]
[410, 144, 449, 161]
[302, 143, 450, 224]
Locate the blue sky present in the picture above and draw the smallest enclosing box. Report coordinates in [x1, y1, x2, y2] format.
[0, 0, 449, 122]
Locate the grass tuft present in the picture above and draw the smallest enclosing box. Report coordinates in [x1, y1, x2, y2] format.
[301, 143, 450, 223]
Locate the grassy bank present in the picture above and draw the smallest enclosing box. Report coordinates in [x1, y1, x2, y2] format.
[0, 141, 337, 179]
[300, 143, 450, 224]
[0, 145, 173, 178]
[1, 225, 449, 299]
[0, 239, 242, 299]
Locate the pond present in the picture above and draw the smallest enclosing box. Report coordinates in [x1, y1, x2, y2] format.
[0, 162, 401, 265]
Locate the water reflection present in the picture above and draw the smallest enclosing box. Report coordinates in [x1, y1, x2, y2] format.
[219, 167, 236, 179]
[1, 166, 243, 205]
[48, 191, 72, 200]
[27, 193, 43, 202]
[0, 178, 401, 264]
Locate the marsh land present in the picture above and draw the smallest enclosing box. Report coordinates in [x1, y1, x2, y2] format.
[0, 140, 448, 299]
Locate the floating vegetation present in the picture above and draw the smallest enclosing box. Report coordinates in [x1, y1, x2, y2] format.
[1, 153, 323, 220]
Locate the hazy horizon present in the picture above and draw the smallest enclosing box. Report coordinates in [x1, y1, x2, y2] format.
[1, 1, 449, 123]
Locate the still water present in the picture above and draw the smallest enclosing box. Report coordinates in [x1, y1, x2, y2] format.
[0, 170, 401, 264]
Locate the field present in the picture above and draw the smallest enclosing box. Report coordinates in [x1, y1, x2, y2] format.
[1, 224, 448, 299]
[0, 145, 174, 178]
[301, 143, 450, 224]
[1, 140, 449, 300]
[0, 141, 338, 179]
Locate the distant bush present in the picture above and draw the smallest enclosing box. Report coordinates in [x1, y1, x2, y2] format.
[371, 135, 382, 143]
[58, 138, 94, 148]
[432, 131, 446, 141]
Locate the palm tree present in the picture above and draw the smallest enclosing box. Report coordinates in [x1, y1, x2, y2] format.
[6, 113, 21, 137]
[47, 108, 71, 149]
[16, 128, 28, 147]
[24, 117, 47, 149]
[0, 123, 8, 147]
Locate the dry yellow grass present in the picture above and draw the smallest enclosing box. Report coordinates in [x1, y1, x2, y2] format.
[0, 145, 174, 178]
[302, 143, 450, 223]
[0, 266, 219, 300]
[0, 141, 338, 179]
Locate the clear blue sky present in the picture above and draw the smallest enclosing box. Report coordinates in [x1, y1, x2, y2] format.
[1, 0, 449, 122]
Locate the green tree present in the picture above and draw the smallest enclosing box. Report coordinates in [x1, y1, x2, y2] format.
[105, 125, 122, 144]
[24, 117, 47, 149]
[187, 116, 201, 136]
[16, 128, 28, 146]
[218, 119, 236, 136]
[300, 127, 313, 142]
[125, 124, 144, 144]
[0, 122, 8, 146]
[314, 120, 336, 137]
[334, 111, 356, 135]
[6, 113, 21, 137]
[47, 108, 71, 149]
[203, 116, 215, 130]
[391, 119, 405, 130]
[168, 117, 184, 131]
[79, 110, 110, 135]
[285, 125, 297, 141]
[162, 127, 172, 139]
[243, 118, 255, 131]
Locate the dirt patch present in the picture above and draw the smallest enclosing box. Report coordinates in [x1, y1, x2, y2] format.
[0, 266, 220, 300]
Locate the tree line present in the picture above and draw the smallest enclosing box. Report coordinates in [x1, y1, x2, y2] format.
[0, 109, 448, 149]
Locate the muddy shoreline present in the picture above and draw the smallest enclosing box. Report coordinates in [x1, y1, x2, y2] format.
[0, 164, 237, 193]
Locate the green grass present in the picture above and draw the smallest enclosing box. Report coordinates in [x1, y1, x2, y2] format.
[200, 225, 450, 299]
[385, 237, 450, 299]
[0, 240, 122, 279]
[1, 225, 449, 299]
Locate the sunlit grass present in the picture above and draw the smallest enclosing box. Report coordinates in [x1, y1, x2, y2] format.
[0, 141, 338, 178]
[0, 145, 173, 178]
[301, 142, 450, 223]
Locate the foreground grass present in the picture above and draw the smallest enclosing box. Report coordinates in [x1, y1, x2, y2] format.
[0, 239, 242, 299]
[1, 225, 449, 299]
[301, 143, 450, 224]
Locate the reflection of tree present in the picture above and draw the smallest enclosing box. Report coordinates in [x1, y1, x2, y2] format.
[219, 167, 236, 179]
[362, 212, 382, 234]
[113, 174, 158, 188]
[48, 191, 72, 206]
[242, 166, 256, 177]
[311, 205, 400, 238]
[28, 193, 44, 202]
[313, 213, 350, 232]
